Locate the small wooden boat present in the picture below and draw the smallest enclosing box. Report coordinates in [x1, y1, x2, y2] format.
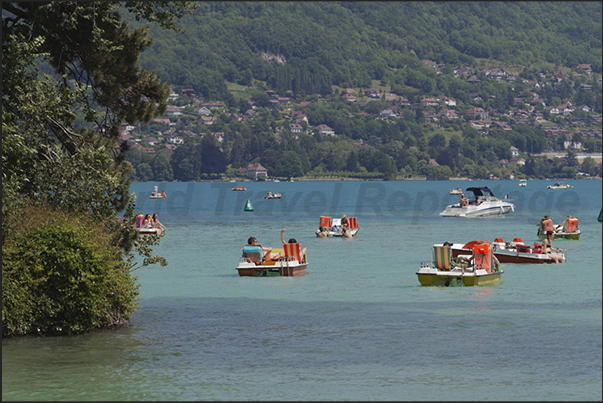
[315, 216, 359, 237]
[451, 239, 565, 264]
[450, 188, 463, 195]
[537, 216, 580, 240]
[236, 244, 307, 277]
[416, 242, 503, 287]
[232, 186, 247, 191]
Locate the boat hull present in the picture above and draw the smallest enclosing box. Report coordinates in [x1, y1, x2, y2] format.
[440, 203, 514, 217]
[451, 244, 562, 264]
[236, 262, 307, 277]
[537, 231, 580, 240]
[416, 270, 502, 287]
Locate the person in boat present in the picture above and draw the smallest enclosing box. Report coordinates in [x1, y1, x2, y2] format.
[340, 213, 352, 238]
[265, 191, 273, 199]
[316, 226, 329, 238]
[280, 229, 307, 261]
[143, 214, 153, 228]
[459, 193, 468, 207]
[542, 231, 563, 263]
[152, 185, 158, 197]
[244, 237, 273, 261]
[152, 213, 166, 235]
[536, 215, 550, 234]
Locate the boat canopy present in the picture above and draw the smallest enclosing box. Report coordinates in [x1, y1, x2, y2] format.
[466, 187, 495, 197]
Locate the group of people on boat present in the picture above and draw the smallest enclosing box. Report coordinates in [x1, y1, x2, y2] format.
[537, 215, 578, 234]
[243, 228, 307, 262]
[135, 213, 167, 235]
[316, 213, 353, 238]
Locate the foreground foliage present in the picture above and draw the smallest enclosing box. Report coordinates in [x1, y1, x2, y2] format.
[2, 206, 140, 336]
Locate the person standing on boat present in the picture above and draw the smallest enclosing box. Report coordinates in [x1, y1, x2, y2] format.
[542, 231, 563, 263]
[152, 185, 158, 196]
[340, 214, 352, 238]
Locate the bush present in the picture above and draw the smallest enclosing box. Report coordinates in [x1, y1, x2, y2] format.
[2, 205, 139, 336]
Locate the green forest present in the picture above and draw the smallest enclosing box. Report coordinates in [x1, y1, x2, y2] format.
[115, 1, 602, 182]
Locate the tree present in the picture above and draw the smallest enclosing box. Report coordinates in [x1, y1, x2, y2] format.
[2, 1, 194, 336]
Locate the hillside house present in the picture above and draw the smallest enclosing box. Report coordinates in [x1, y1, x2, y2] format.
[454, 66, 472, 77]
[316, 124, 335, 136]
[510, 146, 519, 157]
[466, 75, 481, 84]
[194, 106, 212, 115]
[200, 102, 225, 110]
[467, 107, 489, 119]
[198, 116, 216, 125]
[420, 98, 438, 107]
[166, 134, 184, 145]
[438, 109, 459, 119]
[144, 137, 159, 145]
[290, 123, 304, 134]
[165, 106, 183, 116]
[364, 89, 380, 98]
[436, 95, 457, 107]
[576, 64, 592, 74]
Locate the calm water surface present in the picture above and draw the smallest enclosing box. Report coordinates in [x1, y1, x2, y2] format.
[3, 180, 602, 401]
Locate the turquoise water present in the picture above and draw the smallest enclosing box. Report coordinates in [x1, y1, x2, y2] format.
[3, 179, 602, 401]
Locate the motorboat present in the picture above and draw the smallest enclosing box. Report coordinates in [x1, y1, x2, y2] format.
[416, 242, 503, 286]
[149, 191, 166, 199]
[440, 187, 514, 217]
[450, 238, 566, 264]
[547, 183, 573, 189]
[450, 188, 463, 195]
[236, 244, 307, 277]
[264, 192, 281, 199]
[232, 186, 247, 191]
[537, 216, 580, 240]
[519, 179, 527, 187]
[316, 216, 359, 237]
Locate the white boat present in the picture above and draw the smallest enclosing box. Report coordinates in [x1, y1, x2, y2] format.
[416, 242, 503, 286]
[519, 179, 527, 187]
[264, 192, 281, 199]
[236, 245, 307, 277]
[547, 182, 573, 189]
[149, 191, 166, 199]
[316, 216, 359, 237]
[440, 187, 514, 218]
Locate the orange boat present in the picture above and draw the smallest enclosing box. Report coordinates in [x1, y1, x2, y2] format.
[232, 186, 247, 191]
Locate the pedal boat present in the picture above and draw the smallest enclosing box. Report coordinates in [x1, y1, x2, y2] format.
[450, 188, 463, 195]
[537, 216, 580, 240]
[440, 187, 514, 218]
[451, 239, 566, 264]
[264, 192, 281, 199]
[416, 242, 503, 287]
[232, 186, 247, 191]
[149, 191, 166, 199]
[237, 244, 307, 277]
[316, 216, 359, 237]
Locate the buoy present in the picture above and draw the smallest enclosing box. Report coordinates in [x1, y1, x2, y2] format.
[244, 199, 254, 212]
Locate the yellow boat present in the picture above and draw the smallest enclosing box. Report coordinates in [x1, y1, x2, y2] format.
[416, 242, 503, 287]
